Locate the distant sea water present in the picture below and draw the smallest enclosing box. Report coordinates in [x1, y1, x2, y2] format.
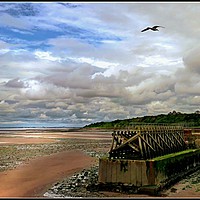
[0, 127, 78, 130]
[0, 127, 80, 132]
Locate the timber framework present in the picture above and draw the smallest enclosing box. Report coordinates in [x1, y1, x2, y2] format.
[96, 124, 200, 195]
[109, 124, 186, 160]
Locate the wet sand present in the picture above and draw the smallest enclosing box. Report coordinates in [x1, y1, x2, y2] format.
[0, 129, 110, 197]
[0, 150, 95, 197]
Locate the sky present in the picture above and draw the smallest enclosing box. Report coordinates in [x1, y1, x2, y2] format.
[0, 1, 200, 128]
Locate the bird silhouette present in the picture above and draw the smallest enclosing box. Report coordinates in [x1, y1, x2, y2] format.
[141, 25, 165, 32]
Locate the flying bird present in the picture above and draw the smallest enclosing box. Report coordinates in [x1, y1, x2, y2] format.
[141, 25, 165, 32]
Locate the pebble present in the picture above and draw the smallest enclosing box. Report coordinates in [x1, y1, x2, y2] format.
[43, 151, 106, 198]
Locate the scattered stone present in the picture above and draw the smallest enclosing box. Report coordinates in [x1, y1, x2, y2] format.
[170, 188, 177, 193]
[44, 152, 106, 198]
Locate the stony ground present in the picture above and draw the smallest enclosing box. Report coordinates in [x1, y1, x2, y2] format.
[161, 168, 200, 197]
[0, 138, 110, 172]
[0, 136, 114, 197]
[1, 130, 200, 198]
[44, 156, 106, 198]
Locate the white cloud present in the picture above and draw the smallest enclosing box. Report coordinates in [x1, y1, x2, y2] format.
[0, 2, 200, 127]
[34, 51, 62, 62]
[39, 113, 48, 119]
[70, 56, 119, 69]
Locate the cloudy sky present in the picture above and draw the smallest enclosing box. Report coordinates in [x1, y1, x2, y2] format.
[0, 2, 199, 127]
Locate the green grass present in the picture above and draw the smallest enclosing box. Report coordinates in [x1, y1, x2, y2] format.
[150, 149, 200, 161]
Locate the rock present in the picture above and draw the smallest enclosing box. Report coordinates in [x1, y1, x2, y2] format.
[170, 188, 177, 193]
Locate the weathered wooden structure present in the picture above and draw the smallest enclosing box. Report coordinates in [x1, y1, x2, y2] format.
[98, 149, 200, 194]
[109, 125, 187, 160]
[97, 125, 200, 194]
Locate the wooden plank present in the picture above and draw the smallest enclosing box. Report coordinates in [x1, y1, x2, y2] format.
[162, 132, 172, 154]
[130, 160, 137, 185]
[176, 131, 186, 143]
[120, 160, 130, 184]
[98, 158, 107, 183]
[157, 133, 171, 149]
[150, 132, 158, 157]
[146, 133, 154, 158]
[116, 160, 123, 183]
[171, 132, 183, 146]
[106, 159, 112, 182]
[111, 159, 117, 183]
[138, 134, 144, 158]
[143, 133, 149, 158]
[141, 161, 148, 186]
[148, 133, 164, 151]
[112, 133, 140, 151]
[136, 161, 142, 186]
[155, 131, 164, 156]
[165, 132, 176, 147]
[139, 134, 156, 152]
[117, 130, 140, 152]
[109, 131, 116, 152]
[128, 143, 140, 152]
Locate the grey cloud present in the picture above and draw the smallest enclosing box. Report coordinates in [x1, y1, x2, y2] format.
[21, 101, 48, 109]
[5, 78, 25, 88]
[0, 50, 43, 79]
[21, 82, 73, 101]
[45, 109, 69, 118]
[0, 40, 12, 48]
[4, 100, 18, 104]
[183, 46, 200, 74]
[174, 47, 200, 96]
[0, 13, 31, 30]
[11, 61, 176, 109]
[41, 63, 104, 89]
[45, 101, 68, 109]
[87, 3, 137, 30]
[4, 3, 40, 17]
[47, 37, 96, 55]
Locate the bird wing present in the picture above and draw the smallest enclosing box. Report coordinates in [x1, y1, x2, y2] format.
[152, 25, 165, 29]
[141, 27, 150, 32]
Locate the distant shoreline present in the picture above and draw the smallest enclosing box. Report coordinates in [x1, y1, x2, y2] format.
[0, 127, 79, 131]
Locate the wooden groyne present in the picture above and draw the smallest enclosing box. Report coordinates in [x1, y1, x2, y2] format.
[96, 125, 200, 195]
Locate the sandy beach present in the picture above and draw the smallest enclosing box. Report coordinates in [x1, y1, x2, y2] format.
[0, 128, 199, 198]
[0, 128, 112, 197]
[0, 150, 95, 197]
